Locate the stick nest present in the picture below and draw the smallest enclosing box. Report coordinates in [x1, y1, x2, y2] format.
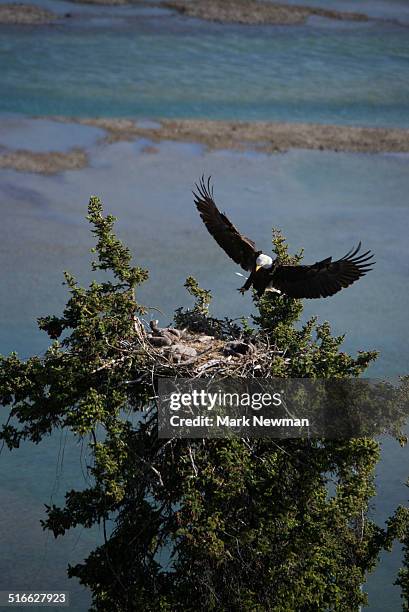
[129, 315, 286, 380]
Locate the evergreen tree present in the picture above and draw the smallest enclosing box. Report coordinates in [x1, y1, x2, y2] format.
[0, 197, 408, 611]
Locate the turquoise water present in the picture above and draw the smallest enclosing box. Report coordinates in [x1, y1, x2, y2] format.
[1, 3, 409, 610]
[1, 9, 409, 125]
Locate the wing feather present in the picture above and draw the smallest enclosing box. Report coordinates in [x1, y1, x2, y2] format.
[272, 244, 375, 299]
[193, 176, 258, 272]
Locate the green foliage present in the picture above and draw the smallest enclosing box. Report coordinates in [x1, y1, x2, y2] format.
[252, 228, 304, 333]
[174, 276, 242, 338]
[183, 276, 212, 315]
[397, 510, 409, 609]
[0, 198, 408, 611]
[1, 197, 149, 450]
[88, 196, 149, 289]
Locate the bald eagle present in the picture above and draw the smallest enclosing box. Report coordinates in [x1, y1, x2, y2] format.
[193, 176, 374, 299]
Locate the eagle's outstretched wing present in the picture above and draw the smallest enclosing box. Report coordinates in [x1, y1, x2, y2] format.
[193, 176, 258, 272]
[272, 243, 375, 299]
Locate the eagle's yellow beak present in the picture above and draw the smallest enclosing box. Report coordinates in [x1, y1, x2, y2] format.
[255, 265, 261, 272]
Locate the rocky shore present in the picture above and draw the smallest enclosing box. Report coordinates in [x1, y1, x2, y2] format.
[70, 0, 129, 5]
[48, 0, 369, 26]
[0, 148, 88, 174]
[163, 0, 369, 26]
[0, 3, 57, 24]
[72, 117, 409, 155]
[2, 117, 409, 174]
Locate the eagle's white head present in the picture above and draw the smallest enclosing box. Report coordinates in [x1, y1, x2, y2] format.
[255, 253, 273, 272]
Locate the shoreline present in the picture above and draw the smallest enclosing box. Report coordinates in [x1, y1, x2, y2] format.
[70, 0, 130, 4]
[0, 4, 57, 24]
[0, 148, 88, 174]
[2, 117, 409, 174]
[163, 0, 369, 26]
[69, 117, 409, 154]
[0, 0, 371, 27]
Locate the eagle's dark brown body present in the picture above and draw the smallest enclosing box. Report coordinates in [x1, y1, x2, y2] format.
[193, 176, 375, 300]
[239, 266, 275, 297]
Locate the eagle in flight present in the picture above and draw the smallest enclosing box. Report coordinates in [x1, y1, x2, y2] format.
[193, 176, 374, 299]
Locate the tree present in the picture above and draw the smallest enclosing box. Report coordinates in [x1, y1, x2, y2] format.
[0, 197, 408, 611]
